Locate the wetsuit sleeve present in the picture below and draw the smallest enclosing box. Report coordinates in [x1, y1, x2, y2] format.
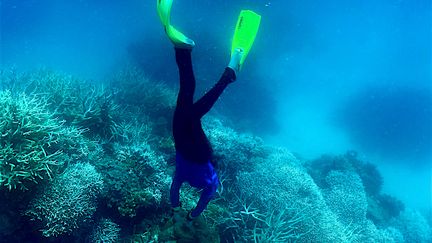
[175, 48, 196, 109]
[190, 177, 219, 217]
[170, 173, 183, 208]
[193, 67, 236, 118]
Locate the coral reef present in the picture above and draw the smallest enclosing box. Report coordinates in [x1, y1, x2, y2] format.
[89, 218, 121, 243]
[2, 69, 85, 124]
[323, 171, 368, 224]
[0, 90, 79, 191]
[0, 68, 430, 242]
[6, 69, 122, 143]
[204, 117, 266, 173]
[305, 152, 406, 227]
[109, 67, 176, 117]
[233, 149, 347, 242]
[26, 163, 104, 237]
[393, 209, 432, 242]
[96, 138, 171, 217]
[73, 87, 120, 142]
[306, 151, 384, 197]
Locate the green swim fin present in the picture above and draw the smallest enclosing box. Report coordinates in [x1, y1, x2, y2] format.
[231, 10, 261, 68]
[157, 0, 173, 27]
[157, 0, 195, 48]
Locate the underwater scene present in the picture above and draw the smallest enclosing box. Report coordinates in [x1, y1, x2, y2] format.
[0, 0, 431, 242]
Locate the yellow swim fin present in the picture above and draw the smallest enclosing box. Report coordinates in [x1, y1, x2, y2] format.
[157, 0, 195, 48]
[157, 0, 173, 27]
[231, 10, 261, 68]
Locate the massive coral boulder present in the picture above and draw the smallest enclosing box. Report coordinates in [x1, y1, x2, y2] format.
[230, 149, 348, 242]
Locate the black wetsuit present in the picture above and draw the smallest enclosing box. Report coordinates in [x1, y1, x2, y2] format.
[170, 48, 235, 217]
[172, 48, 235, 163]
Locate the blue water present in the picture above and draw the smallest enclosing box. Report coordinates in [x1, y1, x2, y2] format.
[1, 0, 431, 241]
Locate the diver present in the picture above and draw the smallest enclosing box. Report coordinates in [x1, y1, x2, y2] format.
[157, 0, 261, 221]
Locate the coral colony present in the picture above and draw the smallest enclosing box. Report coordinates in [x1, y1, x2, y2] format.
[0, 69, 430, 242]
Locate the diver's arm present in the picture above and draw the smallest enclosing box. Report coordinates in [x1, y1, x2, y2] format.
[193, 68, 236, 118]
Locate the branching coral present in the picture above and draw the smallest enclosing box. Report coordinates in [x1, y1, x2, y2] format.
[12, 69, 85, 124]
[219, 192, 311, 242]
[116, 120, 153, 146]
[73, 86, 121, 142]
[2, 69, 122, 143]
[0, 89, 99, 191]
[26, 163, 103, 237]
[109, 67, 176, 120]
[0, 91, 66, 190]
[321, 171, 375, 241]
[89, 218, 121, 243]
[108, 67, 176, 145]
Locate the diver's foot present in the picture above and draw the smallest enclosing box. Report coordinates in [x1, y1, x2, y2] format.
[166, 26, 195, 49]
[157, 0, 195, 49]
[228, 48, 244, 73]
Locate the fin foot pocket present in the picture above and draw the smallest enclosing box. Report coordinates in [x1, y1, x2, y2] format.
[157, 0, 195, 49]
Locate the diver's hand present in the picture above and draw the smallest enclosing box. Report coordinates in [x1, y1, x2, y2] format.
[172, 207, 183, 223]
[186, 211, 197, 221]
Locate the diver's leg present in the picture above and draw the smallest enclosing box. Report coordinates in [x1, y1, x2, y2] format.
[192, 48, 243, 118]
[192, 67, 236, 118]
[228, 48, 244, 74]
[175, 48, 196, 108]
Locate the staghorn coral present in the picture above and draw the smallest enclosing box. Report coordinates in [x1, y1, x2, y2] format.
[116, 119, 153, 146]
[108, 67, 176, 145]
[73, 86, 121, 142]
[0, 89, 100, 191]
[2, 69, 122, 143]
[109, 66, 176, 120]
[1, 68, 85, 124]
[89, 218, 121, 243]
[219, 192, 313, 242]
[26, 163, 104, 237]
[0, 91, 66, 190]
